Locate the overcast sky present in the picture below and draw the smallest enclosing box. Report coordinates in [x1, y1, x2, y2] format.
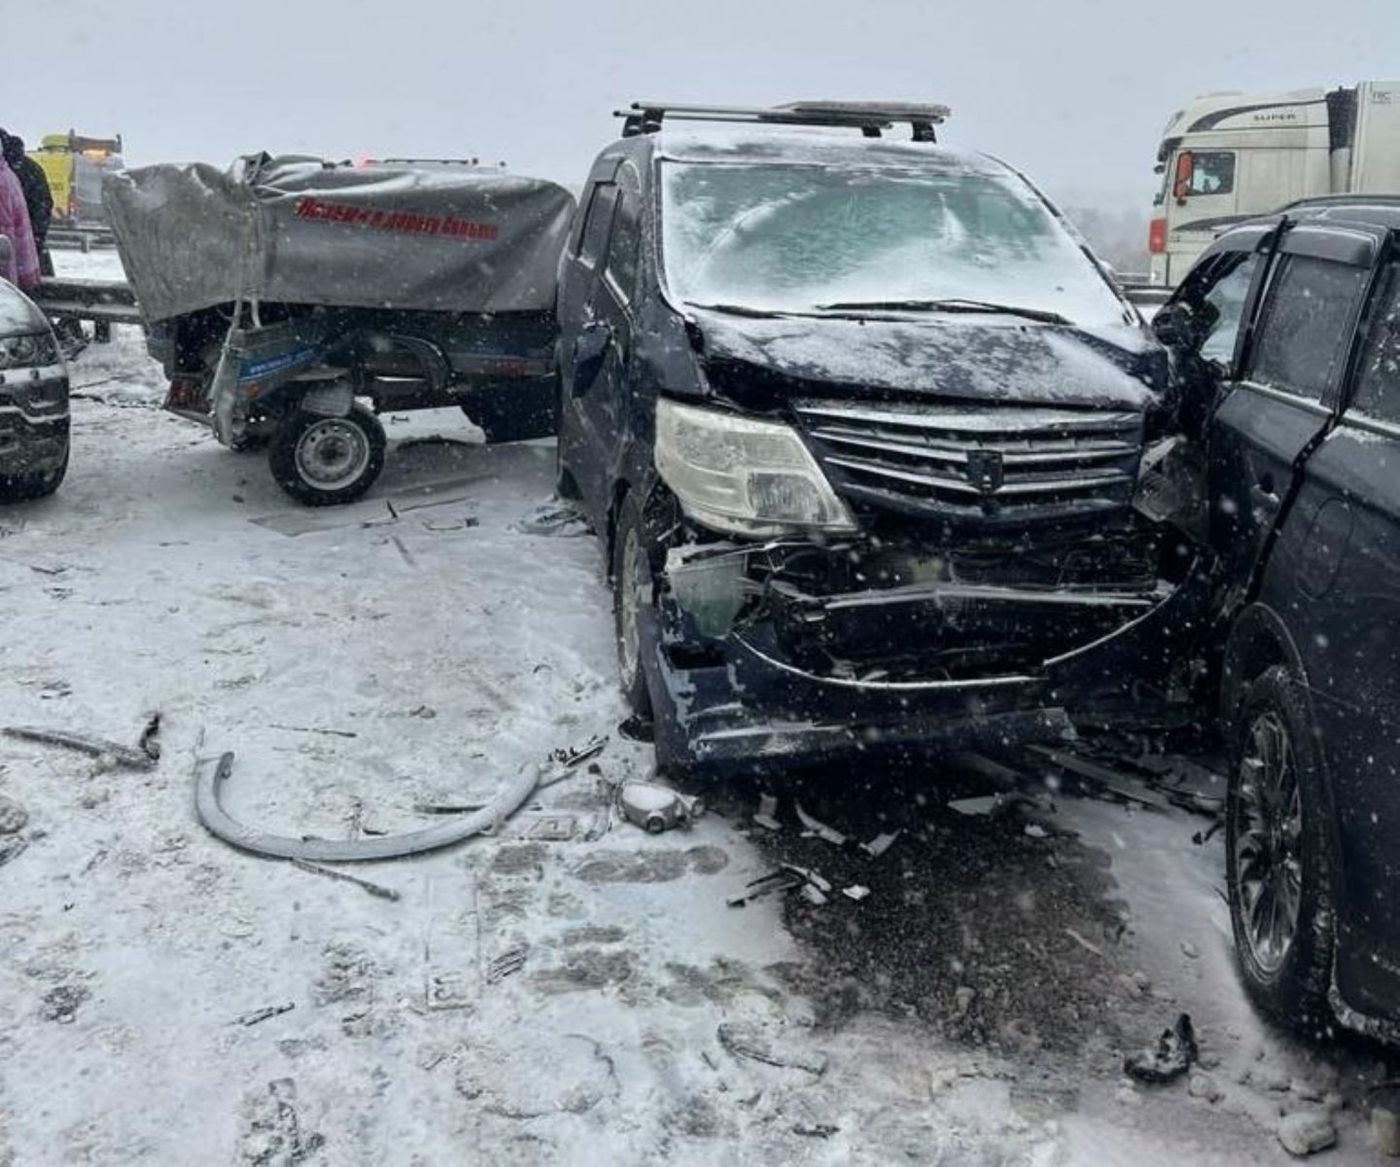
[6, 0, 1397, 209]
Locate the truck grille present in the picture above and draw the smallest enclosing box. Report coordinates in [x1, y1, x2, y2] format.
[795, 400, 1144, 527]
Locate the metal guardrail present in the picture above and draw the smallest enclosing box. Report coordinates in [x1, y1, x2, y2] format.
[31, 277, 141, 342]
[46, 226, 116, 252]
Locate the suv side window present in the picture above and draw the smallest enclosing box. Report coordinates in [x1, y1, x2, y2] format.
[1194, 253, 1258, 366]
[578, 183, 618, 268]
[1351, 260, 1400, 426]
[1246, 255, 1369, 401]
[604, 190, 640, 304]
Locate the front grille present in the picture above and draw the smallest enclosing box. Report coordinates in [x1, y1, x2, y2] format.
[795, 399, 1145, 527]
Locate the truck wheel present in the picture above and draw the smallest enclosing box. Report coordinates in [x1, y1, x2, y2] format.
[0, 444, 69, 502]
[268, 403, 386, 507]
[1225, 665, 1335, 1030]
[611, 493, 655, 719]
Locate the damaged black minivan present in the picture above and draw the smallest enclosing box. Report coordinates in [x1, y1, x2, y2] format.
[557, 102, 1204, 772]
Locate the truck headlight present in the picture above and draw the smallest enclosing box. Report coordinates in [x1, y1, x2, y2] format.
[0, 332, 60, 370]
[655, 398, 857, 538]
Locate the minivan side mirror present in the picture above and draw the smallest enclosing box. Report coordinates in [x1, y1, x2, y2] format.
[571, 321, 613, 395]
[1152, 302, 1196, 350]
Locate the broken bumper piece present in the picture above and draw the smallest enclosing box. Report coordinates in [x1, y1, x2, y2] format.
[648, 548, 1208, 773]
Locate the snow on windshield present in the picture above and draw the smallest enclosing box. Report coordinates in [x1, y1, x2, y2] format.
[660, 160, 1129, 329]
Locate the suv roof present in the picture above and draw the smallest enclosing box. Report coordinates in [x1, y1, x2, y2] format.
[1277, 194, 1400, 232]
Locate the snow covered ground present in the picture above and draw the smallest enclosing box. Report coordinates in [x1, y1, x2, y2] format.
[0, 252, 1393, 1164]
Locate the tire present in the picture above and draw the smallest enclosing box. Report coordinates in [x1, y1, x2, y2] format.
[268, 403, 386, 507]
[610, 492, 655, 719]
[0, 443, 69, 502]
[1225, 665, 1335, 1030]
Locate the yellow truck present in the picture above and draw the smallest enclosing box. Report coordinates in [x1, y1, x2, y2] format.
[29, 132, 124, 226]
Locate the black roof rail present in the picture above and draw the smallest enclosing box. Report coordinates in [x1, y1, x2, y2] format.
[1278, 193, 1400, 211]
[616, 101, 951, 142]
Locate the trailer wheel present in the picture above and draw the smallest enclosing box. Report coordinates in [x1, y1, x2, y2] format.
[268, 403, 386, 506]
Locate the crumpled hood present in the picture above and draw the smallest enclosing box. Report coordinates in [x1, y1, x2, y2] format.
[688, 308, 1160, 411]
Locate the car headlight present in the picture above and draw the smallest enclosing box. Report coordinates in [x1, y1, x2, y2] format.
[0, 332, 60, 370]
[654, 398, 857, 538]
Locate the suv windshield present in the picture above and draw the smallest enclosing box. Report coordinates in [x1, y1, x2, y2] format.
[660, 160, 1129, 328]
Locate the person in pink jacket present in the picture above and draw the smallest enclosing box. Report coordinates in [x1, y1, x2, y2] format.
[0, 155, 41, 290]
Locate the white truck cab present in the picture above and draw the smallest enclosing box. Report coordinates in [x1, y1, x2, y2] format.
[1149, 81, 1400, 286]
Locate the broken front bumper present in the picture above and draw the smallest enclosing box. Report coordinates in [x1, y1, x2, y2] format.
[0, 364, 70, 475]
[646, 541, 1209, 773]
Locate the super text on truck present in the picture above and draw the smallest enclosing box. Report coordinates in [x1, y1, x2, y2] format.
[1148, 81, 1400, 286]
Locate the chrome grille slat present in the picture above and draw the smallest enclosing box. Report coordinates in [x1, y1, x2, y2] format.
[811, 427, 1138, 467]
[827, 456, 1133, 496]
[796, 398, 1145, 524]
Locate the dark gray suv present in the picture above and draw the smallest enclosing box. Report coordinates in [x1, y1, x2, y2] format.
[1160, 196, 1400, 1037]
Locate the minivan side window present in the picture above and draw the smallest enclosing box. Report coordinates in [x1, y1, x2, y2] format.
[1351, 261, 1400, 426]
[1246, 255, 1369, 402]
[604, 190, 640, 304]
[578, 183, 618, 268]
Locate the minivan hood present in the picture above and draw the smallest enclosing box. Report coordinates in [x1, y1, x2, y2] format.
[688, 308, 1160, 412]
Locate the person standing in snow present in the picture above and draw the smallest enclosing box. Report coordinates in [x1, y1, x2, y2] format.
[0, 152, 41, 290]
[1, 131, 54, 274]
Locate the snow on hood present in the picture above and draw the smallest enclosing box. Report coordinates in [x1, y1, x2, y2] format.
[0, 280, 47, 335]
[689, 309, 1160, 411]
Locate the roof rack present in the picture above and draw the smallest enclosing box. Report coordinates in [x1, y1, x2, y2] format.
[616, 101, 950, 143]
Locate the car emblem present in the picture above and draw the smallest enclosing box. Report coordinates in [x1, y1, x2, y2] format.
[966, 450, 1005, 494]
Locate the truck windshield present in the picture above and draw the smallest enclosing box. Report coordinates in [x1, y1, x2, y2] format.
[660, 161, 1129, 329]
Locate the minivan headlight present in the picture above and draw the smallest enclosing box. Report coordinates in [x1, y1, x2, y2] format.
[654, 398, 857, 538]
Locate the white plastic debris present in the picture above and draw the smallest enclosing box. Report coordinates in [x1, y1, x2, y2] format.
[842, 885, 871, 902]
[862, 830, 901, 857]
[794, 801, 846, 845]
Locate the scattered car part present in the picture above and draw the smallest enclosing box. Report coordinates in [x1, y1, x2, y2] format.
[195, 751, 540, 862]
[842, 885, 871, 902]
[1027, 746, 1170, 811]
[552, 735, 607, 768]
[717, 1022, 828, 1076]
[137, 712, 162, 761]
[1124, 1013, 1198, 1084]
[862, 830, 901, 858]
[4, 724, 157, 770]
[752, 793, 782, 832]
[233, 1002, 296, 1027]
[727, 870, 804, 908]
[616, 780, 702, 834]
[526, 814, 578, 841]
[290, 858, 401, 902]
[794, 802, 846, 846]
[486, 945, 528, 984]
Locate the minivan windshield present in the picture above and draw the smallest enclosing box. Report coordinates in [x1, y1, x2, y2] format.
[660, 161, 1130, 329]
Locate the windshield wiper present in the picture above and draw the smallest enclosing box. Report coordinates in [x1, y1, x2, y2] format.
[683, 301, 795, 319]
[816, 298, 1072, 326]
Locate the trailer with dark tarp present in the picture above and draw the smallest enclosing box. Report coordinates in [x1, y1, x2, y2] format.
[104, 154, 575, 504]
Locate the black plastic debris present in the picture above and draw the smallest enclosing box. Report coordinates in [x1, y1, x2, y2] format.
[1124, 1013, 1199, 1084]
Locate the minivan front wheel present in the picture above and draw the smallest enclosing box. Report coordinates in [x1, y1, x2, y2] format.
[1225, 666, 1334, 1029]
[611, 493, 655, 719]
[269, 403, 386, 507]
